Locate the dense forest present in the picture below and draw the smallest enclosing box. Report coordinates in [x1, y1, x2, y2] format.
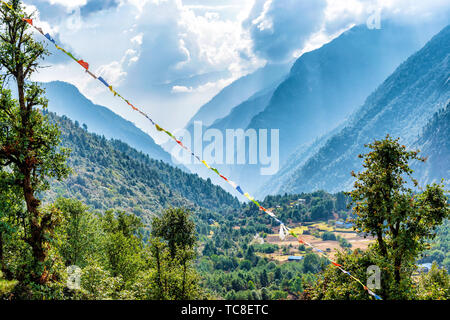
[44, 111, 240, 224]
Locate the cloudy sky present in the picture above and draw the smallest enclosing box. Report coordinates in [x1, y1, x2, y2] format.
[24, 0, 449, 143]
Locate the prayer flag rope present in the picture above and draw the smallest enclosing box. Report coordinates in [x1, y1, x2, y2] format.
[1, 1, 381, 300]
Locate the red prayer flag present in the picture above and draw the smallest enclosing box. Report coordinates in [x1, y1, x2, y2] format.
[332, 262, 342, 267]
[127, 102, 138, 111]
[23, 18, 33, 25]
[78, 60, 89, 70]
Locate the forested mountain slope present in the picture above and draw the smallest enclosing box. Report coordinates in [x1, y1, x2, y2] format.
[270, 25, 450, 194]
[44, 112, 240, 222]
[43, 81, 176, 166]
[414, 102, 450, 186]
[247, 23, 429, 164]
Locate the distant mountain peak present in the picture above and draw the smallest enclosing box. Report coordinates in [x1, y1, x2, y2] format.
[42, 80, 178, 168]
[262, 24, 450, 195]
[187, 62, 292, 127]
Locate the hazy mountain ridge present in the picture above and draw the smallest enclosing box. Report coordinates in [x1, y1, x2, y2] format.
[226, 23, 434, 195]
[174, 64, 290, 196]
[187, 63, 291, 127]
[269, 25, 450, 194]
[257, 123, 345, 197]
[209, 84, 277, 131]
[247, 23, 430, 164]
[43, 81, 176, 167]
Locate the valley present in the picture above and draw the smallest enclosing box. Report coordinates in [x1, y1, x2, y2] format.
[0, 0, 448, 302]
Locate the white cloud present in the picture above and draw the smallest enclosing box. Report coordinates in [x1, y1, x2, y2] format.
[171, 85, 191, 93]
[42, 0, 88, 11]
[28, 0, 449, 137]
[244, 0, 327, 62]
[171, 77, 234, 94]
[130, 33, 143, 46]
[323, 0, 450, 33]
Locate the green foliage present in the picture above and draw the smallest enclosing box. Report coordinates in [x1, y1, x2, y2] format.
[253, 243, 279, 254]
[151, 207, 196, 259]
[321, 231, 337, 241]
[308, 249, 379, 300]
[349, 135, 449, 299]
[100, 210, 145, 284]
[0, 271, 17, 297]
[79, 262, 124, 300]
[416, 262, 450, 300]
[0, 0, 70, 285]
[338, 236, 352, 249]
[53, 198, 102, 267]
[261, 191, 341, 223]
[419, 219, 449, 270]
[303, 253, 326, 274]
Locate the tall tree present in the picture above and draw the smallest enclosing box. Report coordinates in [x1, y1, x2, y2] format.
[53, 198, 102, 267]
[150, 208, 200, 299]
[151, 207, 196, 259]
[349, 135, 449, 299]
[0, 0, 70, 283]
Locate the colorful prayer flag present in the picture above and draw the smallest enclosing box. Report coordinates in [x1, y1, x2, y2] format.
[78, 60, 89, 70]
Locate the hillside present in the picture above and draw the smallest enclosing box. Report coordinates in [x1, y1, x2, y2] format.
[43, 81, 176, 167]
[209, 85, 276, 132]
[414, 102, 450, 185]
[44, 112, 240, 222]
[267, 25, 450, 194]
[221, 23, 434, 195]
[181, 23, 432, 196]
[187, 62, 291, 127]
[247, 23, 430, 165]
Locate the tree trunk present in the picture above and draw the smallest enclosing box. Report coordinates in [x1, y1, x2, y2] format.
[17, 72, 47, 284]
[154, 244, 163, 299]
[23, 173, 47, 283]
[0, 231, 3, 272]
[181, 259, 187, 299]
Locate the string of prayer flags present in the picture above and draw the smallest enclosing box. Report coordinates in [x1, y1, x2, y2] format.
[1, 0, 382, 300]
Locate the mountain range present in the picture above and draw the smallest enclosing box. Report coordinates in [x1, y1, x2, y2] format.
[261, 25, 450, 195]
[187, 62, 292, 127]
[183, 22, 440, 196]
[42, 81, 176, 167]
[40, 22, 449, 204]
